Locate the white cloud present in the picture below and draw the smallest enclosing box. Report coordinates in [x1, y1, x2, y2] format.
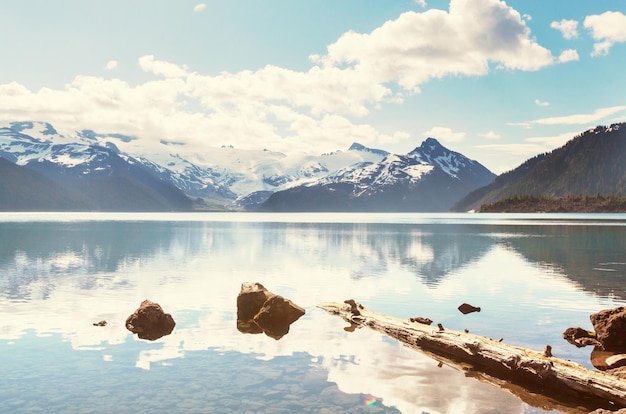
[193, 3, 206, 13]
[105, 60, 118, 70]
[550, 19, 578, 39]
[138, 55, 189, 78]
[584, 11, 626, 56]
[0, 0, 563, 158]
[525, 131, 579, 147]
[0, 81, 30, 96]
[590, 41, 613, 57]
[424, 126, 465, 143]
[476, 142, 546, 156]
[534, 99, 549, 107]
[479, 131, 501, 139]
[527, 105, 626, 126]
[413, 0, 427, 6]
[315, 0, 555, 92]
[557, 49, 579, 63]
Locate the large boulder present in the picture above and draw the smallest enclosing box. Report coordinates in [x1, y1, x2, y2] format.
[126, 299, 176, 341]
[590, 307, 626, 352]
[236, 282, 305, 340]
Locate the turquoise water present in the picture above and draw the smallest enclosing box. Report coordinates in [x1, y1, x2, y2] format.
[1, 212, 625, 413]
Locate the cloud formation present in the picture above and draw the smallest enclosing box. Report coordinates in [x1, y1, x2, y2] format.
[314, 0, 555, 92]
[551, 19, 578, 39]
[0, 0, 565, 158]
[193, 3, 206, 13]
[528, 105, 626, 125]
[105, 60, 118, 70]
[479, 131, 501, 139]
[423, 126, 465, 143]
[557, 49, 579, 63]
[584, 11, 626, 56]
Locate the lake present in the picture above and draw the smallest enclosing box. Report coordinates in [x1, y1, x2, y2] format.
[1, 212, 625, 413]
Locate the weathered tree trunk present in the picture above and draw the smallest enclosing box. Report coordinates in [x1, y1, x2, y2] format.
[318, 301, 626, 412]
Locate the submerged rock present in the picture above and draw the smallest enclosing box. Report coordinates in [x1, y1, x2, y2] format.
[237, 282, 305, 340]
[125, 300, 175, 341]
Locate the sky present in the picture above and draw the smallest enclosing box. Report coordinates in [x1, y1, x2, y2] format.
[1, 0, 625, 173]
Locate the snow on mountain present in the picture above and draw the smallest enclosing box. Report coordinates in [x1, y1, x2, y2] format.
[408, 137, 488, 179]
[315, 154, 434, 197]
[310, 137, 492, 196]
[260, 138, 496, 212]
[0, 121, 387, 209]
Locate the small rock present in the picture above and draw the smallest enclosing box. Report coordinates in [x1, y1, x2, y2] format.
[437, 323, 444, 331]
[125, 300, 175, 341]
[543, 344, 552, 357]
[458, 303, 481, 315]
[562, 326, 599, 347]
[236, 282, 305, 340]
[92, 320, 107, 327]
[254, 294, 305, 340]
[409, 317, 433, 325]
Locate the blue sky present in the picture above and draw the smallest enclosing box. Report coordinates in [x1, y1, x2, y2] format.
[1, 0, 625, 173]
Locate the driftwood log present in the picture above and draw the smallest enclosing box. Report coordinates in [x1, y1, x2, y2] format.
[318, 301, 626, 413]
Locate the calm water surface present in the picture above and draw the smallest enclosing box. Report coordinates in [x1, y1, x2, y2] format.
[1, 212, 626, 413]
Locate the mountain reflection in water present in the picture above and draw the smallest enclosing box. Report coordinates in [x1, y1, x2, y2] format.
[1, 212, 625, 413]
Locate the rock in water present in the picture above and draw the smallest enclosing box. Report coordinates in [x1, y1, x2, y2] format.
[590, 307, 626, 352]
[236, 282, 273, 329]
[562, 326, 600, 347]
[125, 300, 176, 341]
[458, 303, 481, 315]
[236, 282, 305, 340]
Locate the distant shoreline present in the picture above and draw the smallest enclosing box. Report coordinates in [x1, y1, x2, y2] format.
[479, 195, 626, 213]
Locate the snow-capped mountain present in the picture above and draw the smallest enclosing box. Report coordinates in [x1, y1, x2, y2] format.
[0, 121, 387, 210]
[0, 122, 193, 211]
[260, 139, 495, 212]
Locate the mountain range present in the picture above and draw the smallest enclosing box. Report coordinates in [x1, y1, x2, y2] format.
[0, 121, 495, 212]
[1, 121, 624, 212]
[260, 138, 495, 211]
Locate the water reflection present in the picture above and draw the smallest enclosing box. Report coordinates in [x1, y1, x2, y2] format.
[491, 224, 626, 301]
[1, 214, 626, 413]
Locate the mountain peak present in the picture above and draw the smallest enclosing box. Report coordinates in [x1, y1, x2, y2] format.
[408, 137, 447, 159]
[348, 142, 389, 157]
[408, 137, 494, 182]
[422, 137, 442, 147]
[418, 138, 448, 155]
